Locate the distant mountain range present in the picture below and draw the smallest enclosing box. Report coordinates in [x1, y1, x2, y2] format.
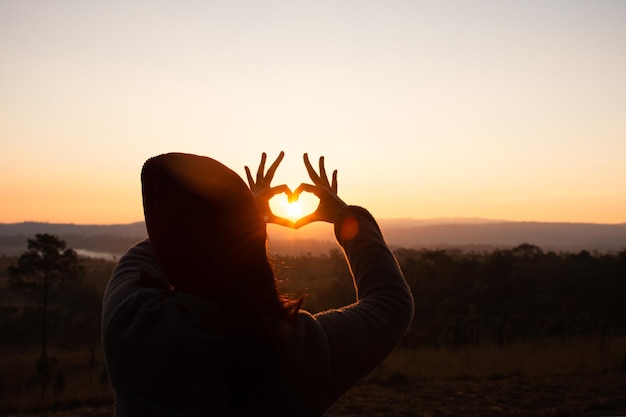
[380, 221, 626, 252]
[0, 221, 147, 237]
[0, 221, 148, 259]
[1, 219, 625, 258]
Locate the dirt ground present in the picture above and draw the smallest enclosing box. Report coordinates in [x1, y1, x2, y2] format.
[3, 371, 625, 417]
[327, 372, 626, 417]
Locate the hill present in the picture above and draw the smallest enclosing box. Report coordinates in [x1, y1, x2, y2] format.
[0, 221, 147, 259]
[381, 221, 626, 252]
[1, 219, 625, 257]
[0, 221, 147, 237]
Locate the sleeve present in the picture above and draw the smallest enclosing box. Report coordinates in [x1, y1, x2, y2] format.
[101, 239, 171, 335]
[314, 205, 414, 400]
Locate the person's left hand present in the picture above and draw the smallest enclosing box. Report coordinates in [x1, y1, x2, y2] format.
[293, 153, 347, 229]
[245, 151, 295, 228]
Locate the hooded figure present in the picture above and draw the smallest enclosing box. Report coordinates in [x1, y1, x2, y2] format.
[102, 152, 414, 417]
[141, 153, 293, 322]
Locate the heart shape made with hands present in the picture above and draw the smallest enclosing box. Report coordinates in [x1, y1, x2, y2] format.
[269, 189, 320, 225]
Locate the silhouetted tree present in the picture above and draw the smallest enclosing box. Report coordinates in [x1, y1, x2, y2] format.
[7, 234, 83, 398]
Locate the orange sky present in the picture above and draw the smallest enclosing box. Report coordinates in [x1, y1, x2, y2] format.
[1, 1, 625, 225]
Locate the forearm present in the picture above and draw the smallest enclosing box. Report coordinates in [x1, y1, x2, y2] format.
[316, 206, 414, 398]
[335, 206, 413, 313]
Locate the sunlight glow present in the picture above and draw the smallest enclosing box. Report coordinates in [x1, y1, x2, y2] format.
[269, 192, 320, 222]
[285, 200, 302, 220]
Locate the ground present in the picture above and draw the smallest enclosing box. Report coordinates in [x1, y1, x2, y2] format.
[3, 371, 625, 417]
[327, 372, 626, 417]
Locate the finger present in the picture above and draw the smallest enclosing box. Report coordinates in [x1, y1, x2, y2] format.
[331, 169, 338, 193]
[265, 151, 285, 182]
[256, 152, 267, 183]
[269, 184, 291, 198]
[287, 187, 297, 203]
[244, 166, 255, 187]
[279, 184, 295, 202]
[268, 215, 295, 228]
[303, 153, 320, 184]
[293, 183, 318, 199]
[294, 213, 319, 229]
[318, 156, 329, 186]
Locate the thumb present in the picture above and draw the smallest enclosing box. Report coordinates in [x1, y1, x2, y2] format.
[294, 214, 318, 229]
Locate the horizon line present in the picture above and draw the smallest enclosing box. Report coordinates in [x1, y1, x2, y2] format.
[2, 218, 625, 227]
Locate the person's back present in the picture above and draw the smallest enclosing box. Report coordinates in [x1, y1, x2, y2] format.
[102, 152, 414, 416]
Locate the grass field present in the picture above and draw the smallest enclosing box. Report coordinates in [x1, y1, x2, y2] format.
[375, 337, 626, 381]
[1, 338, 625, 416]
[0, 347, 112, 415]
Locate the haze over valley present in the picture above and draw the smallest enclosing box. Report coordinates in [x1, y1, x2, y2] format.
[1, 219, 624, 258]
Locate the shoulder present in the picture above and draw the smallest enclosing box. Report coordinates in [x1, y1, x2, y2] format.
[109, 239, 169, 290]
[102, 240, 172, 333]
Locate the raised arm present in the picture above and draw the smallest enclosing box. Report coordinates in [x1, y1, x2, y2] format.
[320, 205, 414, 398]
[294, 154, 414, 400]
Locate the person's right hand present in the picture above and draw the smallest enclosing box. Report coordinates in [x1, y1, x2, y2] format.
[293, 153, 347, 229]
[245, 151, 294, 228]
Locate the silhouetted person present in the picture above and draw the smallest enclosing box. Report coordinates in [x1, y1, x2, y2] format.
[102, 152, 414, 416]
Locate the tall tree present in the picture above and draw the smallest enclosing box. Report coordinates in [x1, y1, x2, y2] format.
[8, 233, 84, 398]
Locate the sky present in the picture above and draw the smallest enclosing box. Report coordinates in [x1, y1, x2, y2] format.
[1, 0, 625, 225]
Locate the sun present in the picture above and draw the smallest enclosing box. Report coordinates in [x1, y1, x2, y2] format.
[284, 200, 302, 221]
[269, 192, 319, 222]
[269, 195, 304, 221]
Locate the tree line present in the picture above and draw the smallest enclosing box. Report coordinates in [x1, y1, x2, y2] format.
[398, 244, 626, 347]
[2, 236, 625, 364]
[275, 244, 626, 348]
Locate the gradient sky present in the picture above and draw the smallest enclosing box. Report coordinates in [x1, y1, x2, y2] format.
[1, 0, 625, 225]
